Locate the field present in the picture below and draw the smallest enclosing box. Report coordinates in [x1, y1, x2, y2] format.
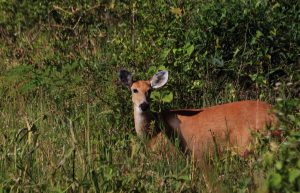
[0, 0, 299, 192]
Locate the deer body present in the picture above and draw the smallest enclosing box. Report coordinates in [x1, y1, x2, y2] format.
[160, 100, 276, 158]
[120, 70, 277, 160]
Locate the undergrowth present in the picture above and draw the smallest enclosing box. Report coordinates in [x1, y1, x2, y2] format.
[0, 0, 299, 192]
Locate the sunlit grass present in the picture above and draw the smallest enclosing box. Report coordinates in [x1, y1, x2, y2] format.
[0, 89, 273, 192]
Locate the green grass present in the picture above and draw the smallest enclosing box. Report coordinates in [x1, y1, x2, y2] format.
[0, 88, 279, 192]
[0, 92, 201, 192]
[0, 88, 267, 193]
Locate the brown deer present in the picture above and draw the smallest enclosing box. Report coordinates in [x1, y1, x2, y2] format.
[119, 70, 278, 160]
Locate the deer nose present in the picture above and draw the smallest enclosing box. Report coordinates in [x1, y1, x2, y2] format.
[140, 102, 150, 112]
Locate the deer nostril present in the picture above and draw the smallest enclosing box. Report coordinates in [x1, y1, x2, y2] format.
[140, 102, 150, 111]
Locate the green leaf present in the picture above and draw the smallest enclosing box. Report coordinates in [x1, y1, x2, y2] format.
[162, 91, 173, 103]
[275, 161, 283, 170]
[161, 49, 170, 59]
[186, 44, 194, 56]
[172, 48, 177, 54]
[256, 30, 263, 39]
[177, 175, 190, 181]
[289, 168, 300, 183]
[263, 152, 274, 166]
[150, 91, 161, 101]
[158, 65, 166, 71]
[251, 30, 264, 45]
[147, 66, 157, 75]
[269, 173, 282, 189]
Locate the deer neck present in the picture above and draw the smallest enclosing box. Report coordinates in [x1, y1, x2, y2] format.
[133, 107, 187, 152]
[133, 106, 159, 138]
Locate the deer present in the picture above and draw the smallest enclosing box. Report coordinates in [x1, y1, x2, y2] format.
[119, 69, 278, 160]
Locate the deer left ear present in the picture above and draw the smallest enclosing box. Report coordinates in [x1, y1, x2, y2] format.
[150, 70, 168, 89]
[119, 70, 133, 88]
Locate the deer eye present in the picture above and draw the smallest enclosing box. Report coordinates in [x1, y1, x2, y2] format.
[132, 89, 138, 93]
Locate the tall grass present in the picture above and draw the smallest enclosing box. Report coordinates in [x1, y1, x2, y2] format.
[0, 91, 201, 192]
[0, 82, 281, 192]
[0, 86, 270, 193]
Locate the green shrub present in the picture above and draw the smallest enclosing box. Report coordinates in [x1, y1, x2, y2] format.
[0, 0, 299, 192]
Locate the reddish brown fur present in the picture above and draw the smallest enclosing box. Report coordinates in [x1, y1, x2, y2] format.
[124, 73, 278, 160]
[161, 100, 278, 159]
[131, 81, 151, 104]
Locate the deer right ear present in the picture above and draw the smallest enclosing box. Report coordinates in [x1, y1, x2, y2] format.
[150, 70, 168, 89]
[119, 70, 133, 88]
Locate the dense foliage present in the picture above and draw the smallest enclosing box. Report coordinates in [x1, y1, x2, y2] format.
[0, 0, 299, 192]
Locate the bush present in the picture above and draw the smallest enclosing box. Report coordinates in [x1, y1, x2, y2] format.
[0, 0, 299, 192]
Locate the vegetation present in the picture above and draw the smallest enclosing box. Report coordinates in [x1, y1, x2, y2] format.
[0, 0, 299, 192]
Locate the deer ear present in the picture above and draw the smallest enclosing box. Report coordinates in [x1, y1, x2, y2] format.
[119, 70, 133, 88]
[150, 70, 168, 89]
